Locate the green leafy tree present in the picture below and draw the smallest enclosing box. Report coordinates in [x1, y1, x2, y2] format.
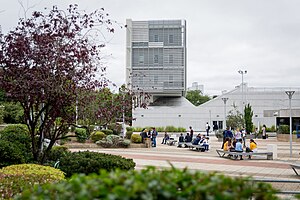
[226, 104, 244, 130]
[244, 103, 253, 134]
[185, 90, 211, 106]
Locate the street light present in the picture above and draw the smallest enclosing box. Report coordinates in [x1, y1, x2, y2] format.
[221, 97, 228, 130]
[238, 70, 247, 105]
[285, 90, 295, 158]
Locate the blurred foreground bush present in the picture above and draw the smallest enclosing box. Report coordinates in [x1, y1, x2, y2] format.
[16, 166, 277, 199]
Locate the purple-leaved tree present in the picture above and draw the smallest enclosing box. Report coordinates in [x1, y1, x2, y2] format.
[0, 4, 118, 163]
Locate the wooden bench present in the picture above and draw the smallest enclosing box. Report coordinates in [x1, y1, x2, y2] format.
[290, 163, 300, 175]
[216, 149, 273, 160]
[186, 143, 206, 152]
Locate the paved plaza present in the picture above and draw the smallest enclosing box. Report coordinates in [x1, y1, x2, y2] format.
[69, 135, 300, 199]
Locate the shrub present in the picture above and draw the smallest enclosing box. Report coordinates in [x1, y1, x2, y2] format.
[101, 129, 113, 135]
[125, 131, 133, 139]
[96, 135, 131, 148]
[75, 128, 87, 143]
[165, 125, 177, 132]
[178, 127, 187, 132]
[0, 124, 32, 164]
[2, 102, 24, 124]
[107, 123, 122, 135]
[278, 125, 289, 134]
[0, 140, 26, 168]
[0, 164, 64, 199]
[90, 131, 106, 142]
[17, 166, 277, 199]
[47, 146, 70, 163]
[131, 134, 142, 143]
[126, 126, 133, 131]
[56, 151, 135, 177]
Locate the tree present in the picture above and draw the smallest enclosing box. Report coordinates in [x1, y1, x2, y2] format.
[185, 90, 211, 106]
[0, 5, 116, 163]
[226, 104, 244, 130]
[244, 103, 253, 134]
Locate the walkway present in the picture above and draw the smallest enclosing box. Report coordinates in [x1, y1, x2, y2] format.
[69, 136, 300, 199]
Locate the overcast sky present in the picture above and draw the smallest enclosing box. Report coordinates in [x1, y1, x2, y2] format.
[1, 0, 300, 95]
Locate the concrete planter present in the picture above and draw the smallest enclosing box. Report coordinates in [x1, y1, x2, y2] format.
[277, 133, 300, 142]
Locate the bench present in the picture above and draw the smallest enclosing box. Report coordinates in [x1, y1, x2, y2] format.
[216, 149, 273, 160]
[290, 163, 300, 175]
[186, 143, 205, 152]
[166, 139, 177, 146]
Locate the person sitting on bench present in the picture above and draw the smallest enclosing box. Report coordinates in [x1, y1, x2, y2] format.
[201, 137, 210, 151]
[234, 139, 243, 160]
[177, 133, 185, 147]
[161, 132, 170, 144]
[192, 134, 201, 145]
[248, 139, 257, 159]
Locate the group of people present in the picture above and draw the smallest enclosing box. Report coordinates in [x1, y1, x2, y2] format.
[139, 127, 158, 147]
[222, 126, 258, 160]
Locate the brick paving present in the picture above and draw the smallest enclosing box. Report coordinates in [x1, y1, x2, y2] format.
[69, 135, 300, 199]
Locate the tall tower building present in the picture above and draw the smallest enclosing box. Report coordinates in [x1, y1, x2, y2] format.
[126, 19, 187, 103]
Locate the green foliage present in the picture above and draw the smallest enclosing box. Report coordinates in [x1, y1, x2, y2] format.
[126, 126, 134, 131]
[131, 134, 142, 143]
[2, 102, 24, 124]
[90, 131, 106, 142]
[185, 90, 211, 106]
[0, 124, 33, 165]
[244, 103, 253, 134]
[74, 128, 87, 143]
[278, 125, 290, 134]
[0, 104, 4, 124]
[96, 135, 131, 148]
[0, 164, 65, 199]
[177, 127, 187, 132]
[107, 123, 122, 135]
[17, 166, 277, 199]
[125, 131, 133, 139]
[165, 125, 177, 132]
[226, 104, 244, 130]
[101, 129, 113, 135]
[266, 125, 276, 132]
[132, 126, 186, 132]
[0, 140, 26, 168]
[56, 151, 135, 177]
[47, 146, 70, 163]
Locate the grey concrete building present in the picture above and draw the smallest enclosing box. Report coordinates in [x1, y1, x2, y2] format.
[126, 19, 187, 103]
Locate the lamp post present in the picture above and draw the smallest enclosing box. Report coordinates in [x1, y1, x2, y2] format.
[238, 70, 247, 105]
[285, 91, 295, 157]
[221, 97, 228, 130]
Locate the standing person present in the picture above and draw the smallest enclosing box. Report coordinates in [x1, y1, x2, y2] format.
[189, 126, 194, 140]
[213, 123, 219, 135]
[241, 127, 246, 147]
[205, 122, 210, 136]
[151, 127, 158, 147]
[222, 127, 233, 149]
[140, 128, 147, 143]
[262, 125, 267, 139]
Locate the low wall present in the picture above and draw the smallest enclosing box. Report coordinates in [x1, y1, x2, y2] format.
[277, 133, 300, 142]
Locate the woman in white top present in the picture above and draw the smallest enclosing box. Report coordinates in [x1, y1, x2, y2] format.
[235, 128, 242, 140]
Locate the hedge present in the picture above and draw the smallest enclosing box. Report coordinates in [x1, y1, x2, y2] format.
[57, 151, 135, 177]
[0, 164, 64, 199]
[17, 166, 277, 199]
